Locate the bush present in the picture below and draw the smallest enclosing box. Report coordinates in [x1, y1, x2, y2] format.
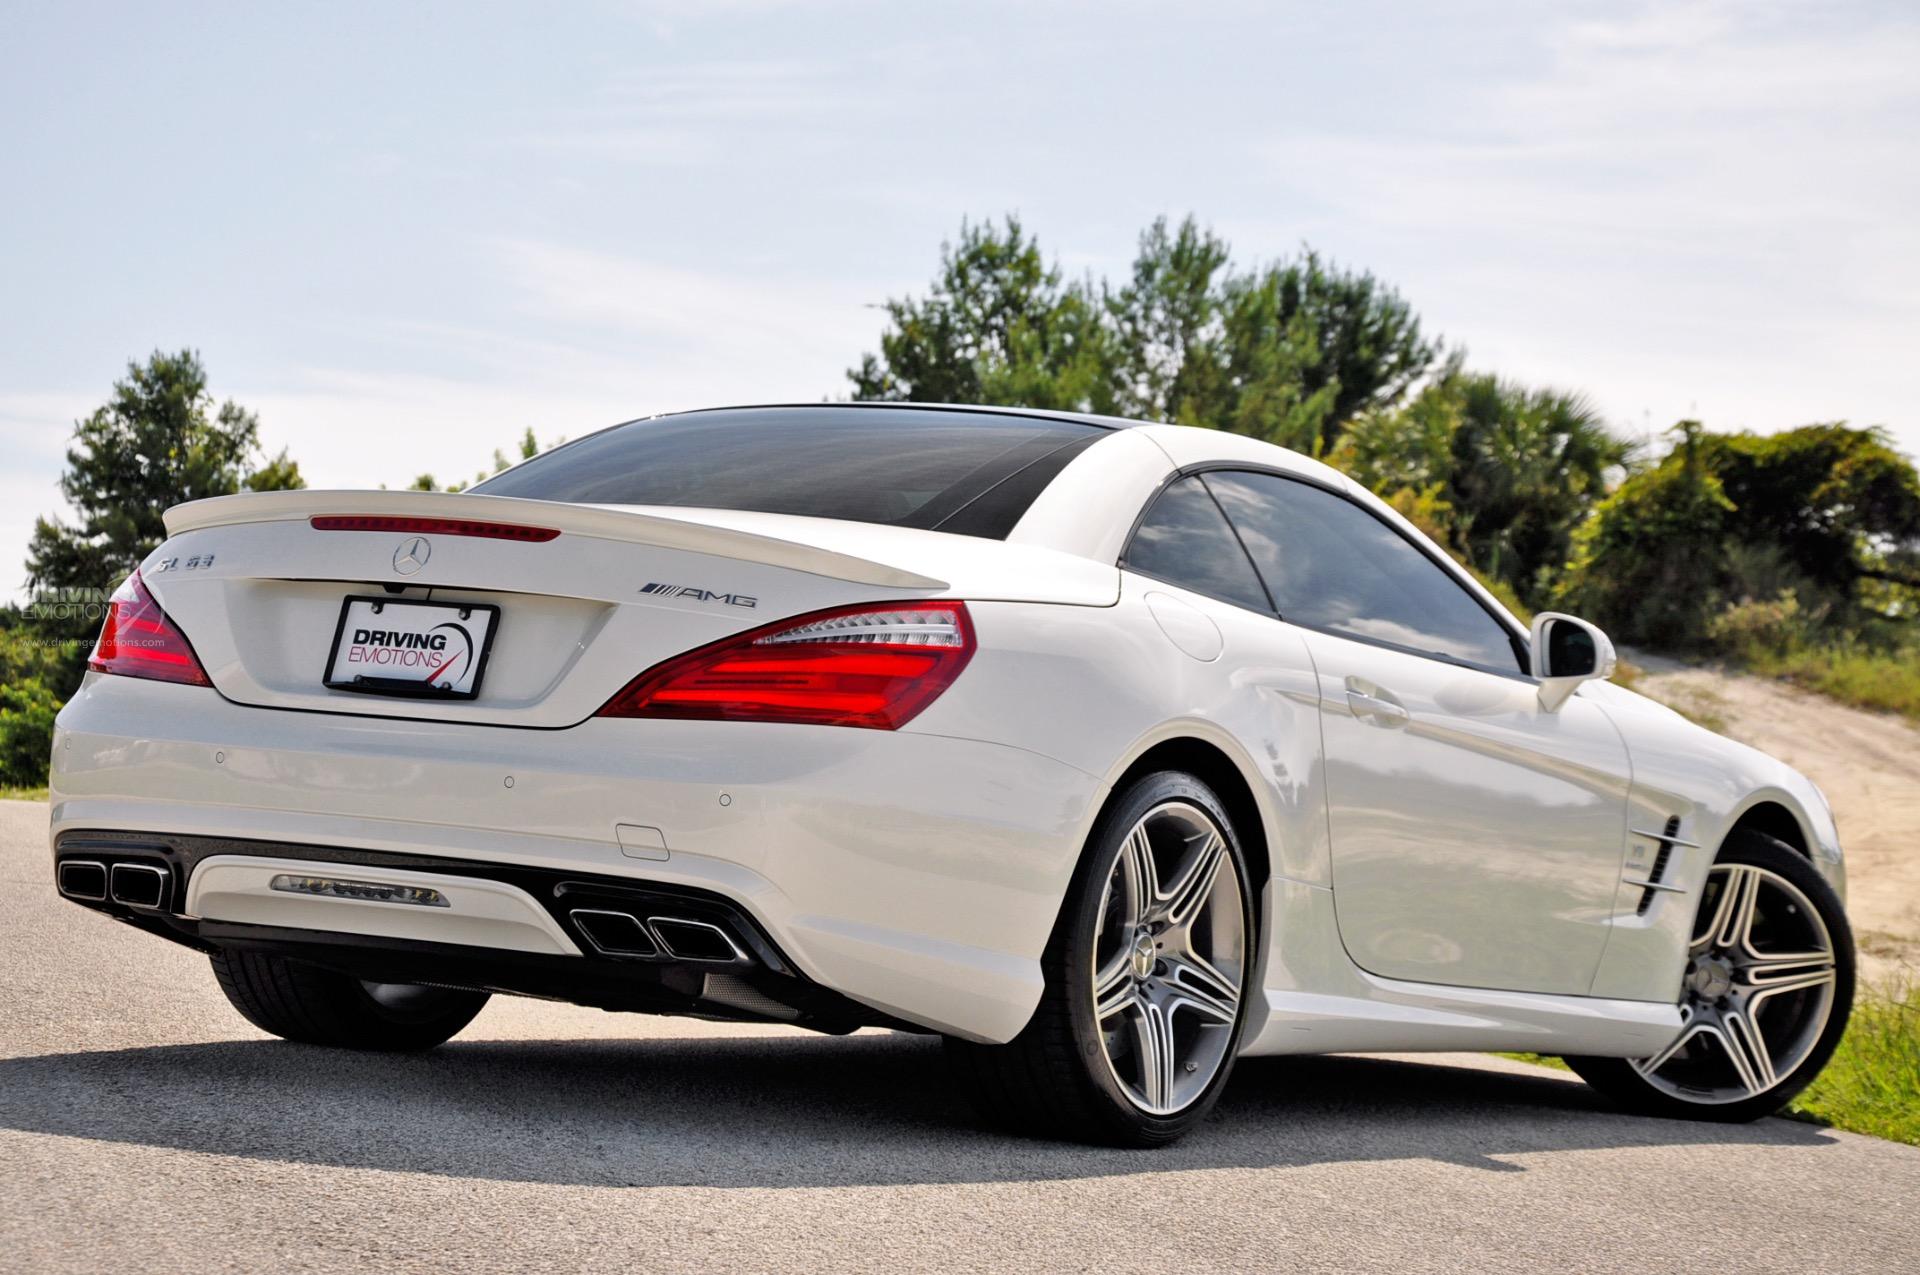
[1555, 450, 1734, 648]
[1707, 591, 1813, 662]
[0, 678, 60, 788]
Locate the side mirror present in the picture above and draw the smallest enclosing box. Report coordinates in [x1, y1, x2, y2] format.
[1530, 612, 1617, 712]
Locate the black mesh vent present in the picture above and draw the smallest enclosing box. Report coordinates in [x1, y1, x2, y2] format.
[1636, 816, 1683, 916]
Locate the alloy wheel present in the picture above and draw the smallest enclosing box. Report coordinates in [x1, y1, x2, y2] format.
[1633, 863, 1838, 1104]
[1090, 800, 1247, 1115]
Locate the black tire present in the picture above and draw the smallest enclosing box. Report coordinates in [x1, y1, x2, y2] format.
[945, 770, 1257, 1146]
[1567, 829, 1854, 1122]
[211, 948, 490, 1051]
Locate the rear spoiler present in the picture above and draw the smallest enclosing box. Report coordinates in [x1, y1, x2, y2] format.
[163, 489, 947, 590]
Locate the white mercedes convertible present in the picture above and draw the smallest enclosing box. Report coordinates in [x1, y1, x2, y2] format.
[49, 404, 1852, 1145]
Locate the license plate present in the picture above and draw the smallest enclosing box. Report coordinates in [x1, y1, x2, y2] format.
[323, 596, 500, 700]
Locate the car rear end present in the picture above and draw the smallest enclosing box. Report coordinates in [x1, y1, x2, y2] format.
[49, 406, 1127, 1042]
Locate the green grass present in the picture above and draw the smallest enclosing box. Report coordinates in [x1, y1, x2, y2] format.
[1745, 645, 1920, 723]
[0, 785, 47, 801]
[1786, 987, 1920, 1145]
[1498, 986, 1920, 1147]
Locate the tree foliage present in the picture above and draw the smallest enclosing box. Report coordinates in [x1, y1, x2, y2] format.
[26, 349, 302, 595]
[848, 217, 1112, 413]
[1556, 422, 1920, 648]
[0, 676, 60, 788]
[20, 350, 302, 706]
[1556, 422, 1738, 647]
[1700, 424, 1920, 600]
[1334, 361, 1631, 607]
[849, 215, 1436, 454]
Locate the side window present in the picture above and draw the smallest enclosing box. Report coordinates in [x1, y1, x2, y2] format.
[1122, 476, 1272, 613]
[1204, 471, 1525, 674]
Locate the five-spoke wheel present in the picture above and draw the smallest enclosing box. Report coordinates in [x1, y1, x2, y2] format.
[1569, 829, 1854, 1122]
[1091, 801, 1246, 1115]
[945, 770, 1255, 1145]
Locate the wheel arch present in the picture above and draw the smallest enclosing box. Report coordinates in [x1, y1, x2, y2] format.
[1096, 729, 1275, 905]
[1717, 789, 1845, 904]
[1724, 798, 1811, 858]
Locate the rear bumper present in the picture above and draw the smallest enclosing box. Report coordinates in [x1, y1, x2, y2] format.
[50, 674, 1106, 1041]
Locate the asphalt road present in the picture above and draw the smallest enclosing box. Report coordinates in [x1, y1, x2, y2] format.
[4, 800, 1917, 1274]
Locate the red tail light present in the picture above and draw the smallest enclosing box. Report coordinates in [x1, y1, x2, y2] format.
[309, 516, 560, 542]
[89, 570, 212, 687]
[597, 601, 975, 730]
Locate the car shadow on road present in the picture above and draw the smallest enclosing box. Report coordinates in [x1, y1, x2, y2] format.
[0, 1031, 1839, 1187]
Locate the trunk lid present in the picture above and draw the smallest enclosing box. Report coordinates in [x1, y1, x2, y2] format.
[144, 489, 1113, 727]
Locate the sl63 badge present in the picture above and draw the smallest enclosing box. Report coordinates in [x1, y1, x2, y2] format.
[151, 553, 217, 573]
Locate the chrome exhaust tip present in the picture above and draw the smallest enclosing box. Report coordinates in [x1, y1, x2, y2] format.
[568, 909, 660, 958]
[648, 916, 749, 964]
[108, 862, 170, 910]
[57, 860, 109, 902]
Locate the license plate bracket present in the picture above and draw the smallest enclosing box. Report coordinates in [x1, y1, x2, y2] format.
[323, 596, 500, 700]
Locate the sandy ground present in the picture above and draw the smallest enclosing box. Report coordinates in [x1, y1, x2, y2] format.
[1628, 653, 1920, 983]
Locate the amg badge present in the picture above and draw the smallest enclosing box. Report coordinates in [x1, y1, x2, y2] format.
[639, 582, 757, 608]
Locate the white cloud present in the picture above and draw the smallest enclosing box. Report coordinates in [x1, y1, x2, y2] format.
[1246, 0, 1920, 448]
[233, 238, 882, 499]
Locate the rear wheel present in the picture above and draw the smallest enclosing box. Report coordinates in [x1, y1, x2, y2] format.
[211, 949, 489, 1051]
[946, 770, 1255, 1146]
[1568, 830, 1853, 1122]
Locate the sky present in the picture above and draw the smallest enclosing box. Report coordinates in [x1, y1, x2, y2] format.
[3, 0, 1917, 601]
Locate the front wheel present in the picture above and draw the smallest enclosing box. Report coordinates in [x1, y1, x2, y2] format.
[1568, 829, 1853, 1122]
[946, 770, 1256, 1146]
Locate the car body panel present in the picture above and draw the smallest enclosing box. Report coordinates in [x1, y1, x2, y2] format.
[51, 674, 1102, 1042]
[50, 403, 1848, 1064]
[1581, 678, 1844, 1001]
[1301, 628, 1635, 995]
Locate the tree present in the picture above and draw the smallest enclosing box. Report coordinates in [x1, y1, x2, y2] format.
[1106, 218, 1333, 450]
[1697, 424, 1920, 605]
[23, 350, 302, 701]
[1333, 362, 1630, 606]
[1556, 421, 1736, 648]
[1552, 420, 1920, 650]
[849, 215, 1437, 452]
[26, 350, 302, 595]
[1273, 248, 1435, 432]
[848, 217, 1112, 413]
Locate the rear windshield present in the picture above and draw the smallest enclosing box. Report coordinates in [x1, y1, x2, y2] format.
[472, 406, 1106, 539]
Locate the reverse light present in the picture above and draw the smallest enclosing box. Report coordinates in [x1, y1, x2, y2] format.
[308, 515, 561, 542]
[88, 570, 212, 687]
[597, 601, 975, 730]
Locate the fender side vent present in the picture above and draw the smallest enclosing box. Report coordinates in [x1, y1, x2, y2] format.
[1636, 816, 1683, 915]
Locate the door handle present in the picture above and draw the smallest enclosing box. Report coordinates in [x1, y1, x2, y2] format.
[1345, 684, 1410, 727]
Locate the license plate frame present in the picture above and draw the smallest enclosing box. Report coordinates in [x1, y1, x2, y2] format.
[323, 595, 501, 701]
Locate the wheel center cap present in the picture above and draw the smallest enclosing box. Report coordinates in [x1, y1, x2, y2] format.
[1686, 956, 1734, 1000]
[1130, 931, 1156, 980]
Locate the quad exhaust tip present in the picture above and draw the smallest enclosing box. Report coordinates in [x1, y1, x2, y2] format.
[57, 860, 108, 902]
[60, 859, 170, 910]
[569, 909, 661, 958]
[109, 862, 170, 910]
[647, 916, 748, 964]
[567, 908, 749, 964]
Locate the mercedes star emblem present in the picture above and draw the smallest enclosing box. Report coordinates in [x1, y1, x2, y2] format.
[392, 536, 431, 575]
